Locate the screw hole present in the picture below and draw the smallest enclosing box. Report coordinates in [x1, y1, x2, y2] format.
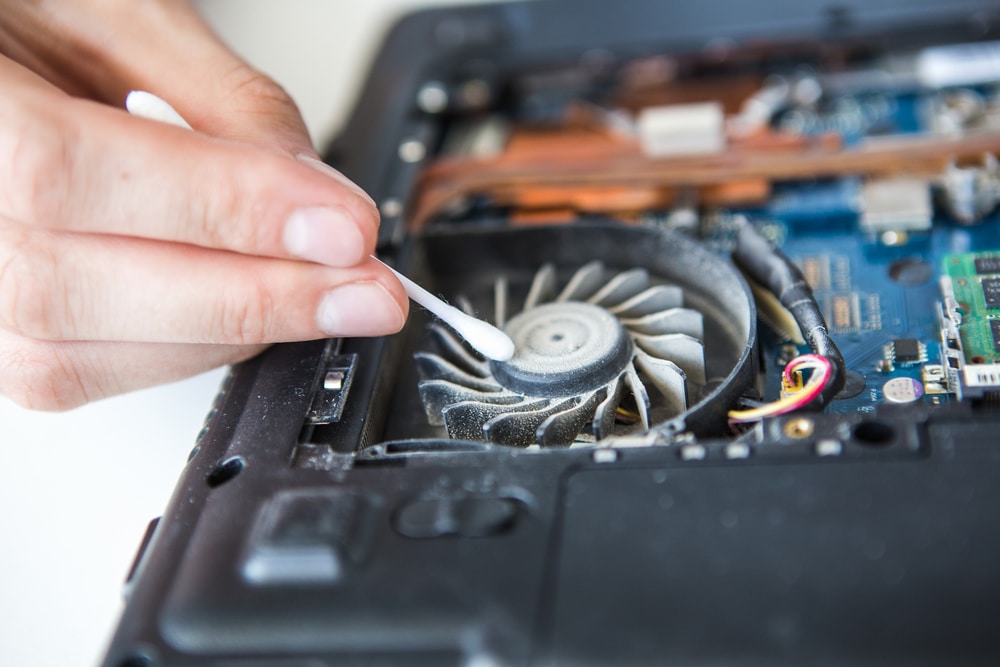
[887, 258, 932, 286]
[206, 456, 245, 488]
[853, 420, 896, 446]
[783, 417, 815, 439]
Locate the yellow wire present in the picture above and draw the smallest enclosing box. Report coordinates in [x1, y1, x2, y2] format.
[727, 359, 826, 422]
[616, 406, 640, 421]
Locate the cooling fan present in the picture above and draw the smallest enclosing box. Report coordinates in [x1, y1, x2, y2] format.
[410, 224, 758, 446]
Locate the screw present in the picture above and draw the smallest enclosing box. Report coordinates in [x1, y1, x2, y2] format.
[458, 79, 492, 108]
[380, 198, 403, 218]
[784, 417, 814, 439]
[416, 81, 449, 114]
[398, 139, 427, 163]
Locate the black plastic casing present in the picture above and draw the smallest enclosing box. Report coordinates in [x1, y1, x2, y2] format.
[104, 2, 1000, 666]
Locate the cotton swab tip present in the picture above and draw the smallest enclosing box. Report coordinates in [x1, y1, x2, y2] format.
[125, 90, 192, 129]
[450, 314, 516, 361]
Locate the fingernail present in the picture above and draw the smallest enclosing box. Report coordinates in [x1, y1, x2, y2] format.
[283, 206, 366, 267]
[317, 283, 405, 336]
[295, 153, 377, 208]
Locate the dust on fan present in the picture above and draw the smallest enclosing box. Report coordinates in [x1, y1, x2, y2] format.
[414, 260, 708, 447]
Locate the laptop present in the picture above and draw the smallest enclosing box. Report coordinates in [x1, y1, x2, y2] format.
[104, 1, 1000, 664]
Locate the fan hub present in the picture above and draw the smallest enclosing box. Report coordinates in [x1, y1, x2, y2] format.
[489, 302, 633, 397]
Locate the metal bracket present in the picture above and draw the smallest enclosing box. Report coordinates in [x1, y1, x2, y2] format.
[305, 354, 359, 424]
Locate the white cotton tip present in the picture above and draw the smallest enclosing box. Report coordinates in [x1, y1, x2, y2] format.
[448, 313, 516, 362]
[125, 90, 192, 129]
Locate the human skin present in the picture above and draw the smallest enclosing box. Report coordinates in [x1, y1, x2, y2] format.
[0, 0, 408, 410]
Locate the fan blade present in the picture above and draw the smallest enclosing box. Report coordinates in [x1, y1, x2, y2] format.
[537, 389, 605, 446]
[414, 352, 503, 392]
[592, 375, 626, 440]
[429, 323, 492, 375]
[634, 350, 688, 415]
[524, 263, 558, 310]
[556, 260, 604, 302]
[494, 275, 509, 327]
[620, 307, 704, 337]
[587, 268, 649, 307]
[624, 366, 651, 431]
[634, 333, 707, 385]
[456, 294, 475, 316]
[608, 285, 684, 318]
[443, 397, 551, 442]
[483, 396, 581, 447]
[418, 380, 518, 425]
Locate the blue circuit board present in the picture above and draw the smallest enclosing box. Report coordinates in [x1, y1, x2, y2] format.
[716, 85, 1000, 414]
[749, 210, 1000, 414]
[775, 89, 938, 141]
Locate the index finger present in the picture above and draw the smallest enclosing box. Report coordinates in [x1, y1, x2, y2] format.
[0, 69, 379, 269]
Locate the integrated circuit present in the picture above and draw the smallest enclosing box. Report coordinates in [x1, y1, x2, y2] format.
[825, 293, 861, 333]
[975, 255, 1000, 275]
[993, 320, 1000, 352]
[798, 255, 831, 291]
[984, 277, 1000, 309]
[892, 338, 926, 364]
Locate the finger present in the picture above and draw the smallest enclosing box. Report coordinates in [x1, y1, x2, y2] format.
[0, 66, 377, 269]
[0, 328, 265, 411]
[0, 0, 316, 156]
[0, 224, 408, 344]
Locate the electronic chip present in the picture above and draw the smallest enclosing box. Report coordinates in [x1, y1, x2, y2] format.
[832, 295, 853, 329]
[983, 277, 1000, 309]
[798, 256, 830, 291]
[992, 320, 1000, 352]
[892, 338, 923, 363]
[975, 255, 1000, 275]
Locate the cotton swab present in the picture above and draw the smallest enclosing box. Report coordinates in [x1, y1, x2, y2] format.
[372, 258, 515, 361]
[125, 91, 516, 361]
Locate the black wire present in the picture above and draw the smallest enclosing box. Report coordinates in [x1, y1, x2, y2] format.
[731, 223, 847, 407]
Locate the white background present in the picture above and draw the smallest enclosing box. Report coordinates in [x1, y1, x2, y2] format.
[0, 2, 488, 665]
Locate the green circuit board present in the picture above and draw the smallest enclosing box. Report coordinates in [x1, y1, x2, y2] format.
[944, 252, 1000, 364]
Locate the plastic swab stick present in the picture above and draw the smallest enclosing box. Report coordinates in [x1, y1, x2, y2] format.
[125, 90, 516, 361]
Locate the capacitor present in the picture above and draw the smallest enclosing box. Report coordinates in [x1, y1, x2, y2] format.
[882, 377, 924, 404]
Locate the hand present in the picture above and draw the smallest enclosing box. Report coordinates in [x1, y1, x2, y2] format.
[0, 0, 408, 410]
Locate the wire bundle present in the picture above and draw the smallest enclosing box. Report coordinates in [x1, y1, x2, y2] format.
[731, 224, 846, 405]
[728, 353, 833, 424]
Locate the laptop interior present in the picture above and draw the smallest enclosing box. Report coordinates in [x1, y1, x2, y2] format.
[105, 1, 1000, 665]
